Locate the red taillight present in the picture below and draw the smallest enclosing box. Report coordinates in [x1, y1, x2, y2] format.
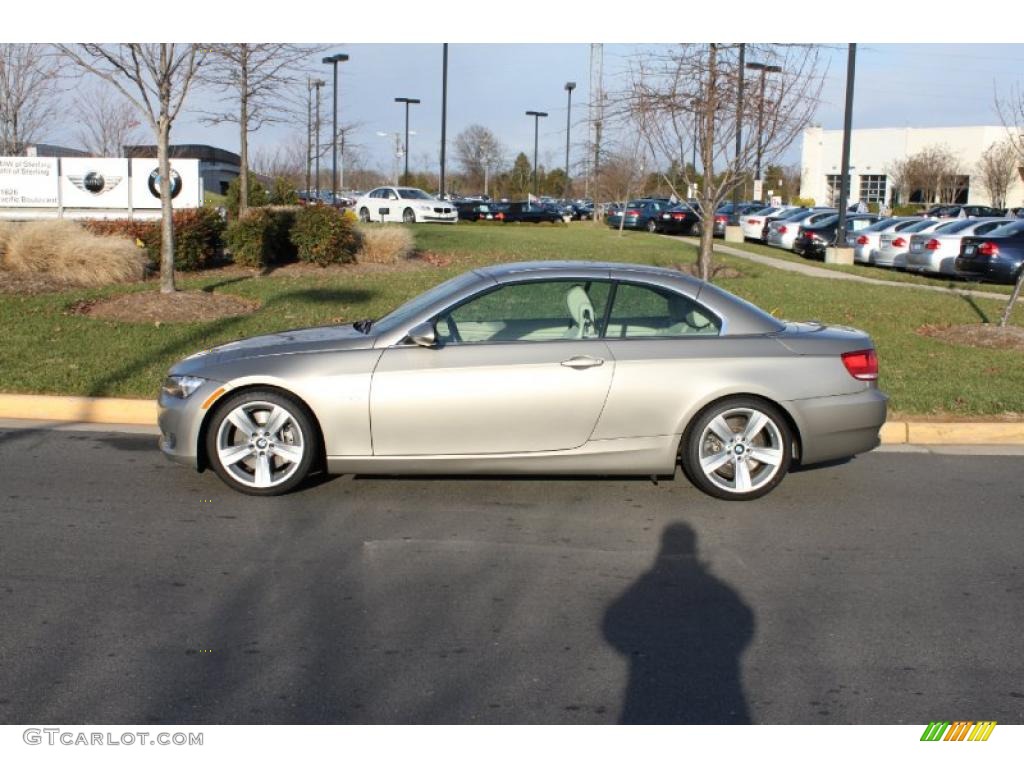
[779, 225, 788, 234]
[856, 235, 869, 245]
[672, 212, 685, 220]
[626, 209, 640, 216]
[978, 241, 999, 257]
[747, 218, 759, 224]
[715, 214, 727, 223]
[891, 237, 906, 248]
[495, 212, 504, 220]
[925, 239, 941, 250]
[842, 349, 878, 381]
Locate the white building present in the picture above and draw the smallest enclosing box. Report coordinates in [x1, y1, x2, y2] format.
[799, 125, 1024, 208]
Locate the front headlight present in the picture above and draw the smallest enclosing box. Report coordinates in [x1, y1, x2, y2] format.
[417, 204, 433, 211]
[162, 375, 206, 399]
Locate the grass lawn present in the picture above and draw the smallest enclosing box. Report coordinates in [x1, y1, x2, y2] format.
[0, 221, 1021, 417]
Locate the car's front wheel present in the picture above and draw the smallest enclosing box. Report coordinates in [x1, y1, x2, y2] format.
[402, 207, 416, 224]
[206, 390, 317, 496]
[683, 397, 792, 500]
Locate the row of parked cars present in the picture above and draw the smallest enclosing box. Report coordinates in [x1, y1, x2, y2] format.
[743, 204, 1024, 284]
[603, 198, 733, 237]
[454, 198, 595, 224]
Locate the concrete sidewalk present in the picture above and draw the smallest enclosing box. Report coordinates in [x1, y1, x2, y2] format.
[673, 235, 1011, 303]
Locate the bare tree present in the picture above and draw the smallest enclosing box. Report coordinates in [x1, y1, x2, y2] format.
[57, 44, 205, 293]
[884, 157, 912, 206]
[72, 82, 143, 156]
[612, 44, 826, 279]
[0, 44, 61, 154]
[975, 139, 1017, 209]
[199, 44, 323, 214]
[454, 124, 504, 197]
[995, 85, 1024, 327]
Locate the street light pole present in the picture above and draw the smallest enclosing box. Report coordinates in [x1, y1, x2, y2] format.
[440, 44, 448, 198]
[526, 110, 548, 198]
[322, 53, 349, 203]
[306, 78, 313, 198]
[564, 82, 576, 198]
[745, 61, 782, 199]
[312, 78, 326, 199]
[836, 44, 857, 247]
[394, 97, 421, 185]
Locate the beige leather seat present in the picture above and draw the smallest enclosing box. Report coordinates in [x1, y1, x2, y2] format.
[565, 285, 596, 339]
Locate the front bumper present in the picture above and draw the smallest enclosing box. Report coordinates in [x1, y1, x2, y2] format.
[788, 387, 888, 466]
[157, 382, 225, 470]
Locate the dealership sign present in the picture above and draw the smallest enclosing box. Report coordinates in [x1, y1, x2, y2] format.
[0, 156, 200, 213]
[0, 157, 59, 207]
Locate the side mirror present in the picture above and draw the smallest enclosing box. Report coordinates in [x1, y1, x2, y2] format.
[407, 321, 437, 348]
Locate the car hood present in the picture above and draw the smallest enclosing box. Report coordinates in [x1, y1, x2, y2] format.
[170, 324, 376, 374]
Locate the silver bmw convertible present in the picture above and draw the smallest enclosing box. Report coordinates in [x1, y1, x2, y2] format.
[158, 261, 887, 500]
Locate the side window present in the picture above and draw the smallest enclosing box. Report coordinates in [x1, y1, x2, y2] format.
[387, 189, 399, 200]
[435, 280, 611, 344]
[606, 283, 721, 338]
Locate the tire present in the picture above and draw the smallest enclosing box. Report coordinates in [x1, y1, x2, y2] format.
[206, 390, 318, 496]
[692, 222, 703, 237]
[646, 218, 658, 233]
[682, 397, 792, 501]
[359, 207, 370, 222]
[402, 207, 416, 224]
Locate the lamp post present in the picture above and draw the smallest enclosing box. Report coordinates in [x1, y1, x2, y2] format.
[311, 78, 326, 199]
[394, 97, 421, 185]
[564, 82, 576, 198]
[322, 53, 349, 203]
[836, 44, 857, 247]
[526, 110, 548, 197]
[306, 78, 314, 198]
[745, 61, 782, 197]
[440, 44, 448, 199]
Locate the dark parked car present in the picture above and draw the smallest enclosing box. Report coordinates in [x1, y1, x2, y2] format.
[496, 202, 564, 224]
[571, 202, 595, 220]
[793, 214, 881, 259]
[955, 219, 1024, 284]
[605, 199, 672, 232]
[657, 205, 701, 234]
[455, 201, 499, 221]
[717, 202, 765, 226]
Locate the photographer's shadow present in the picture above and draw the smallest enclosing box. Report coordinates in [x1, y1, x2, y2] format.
[603, 522, 754, 724]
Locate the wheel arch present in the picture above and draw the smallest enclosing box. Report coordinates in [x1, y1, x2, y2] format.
[196, 383, 327, 474]
[676, 391, 804, 464]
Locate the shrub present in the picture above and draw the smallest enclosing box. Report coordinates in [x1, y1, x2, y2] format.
[290, 205, 359, 266]
[1, 220, 146, 285]
[791, 196, 816, 207]
[893, 204, 925, 217]
[225, 208, 296, 269]
[225, 175, 269, 218]
[82, 208, 225, 271]
[0, 220, 19, 261]
[268, 177, 299, 205]
[355, 223, 415, 264]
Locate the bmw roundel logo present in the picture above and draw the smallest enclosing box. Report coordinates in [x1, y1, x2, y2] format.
[83, 172, 105, 193]
[148, 168, 182, 199]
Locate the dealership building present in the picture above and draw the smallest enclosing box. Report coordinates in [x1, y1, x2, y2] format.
[799, 125, 1024, 208]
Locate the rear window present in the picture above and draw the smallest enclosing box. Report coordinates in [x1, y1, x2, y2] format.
[862, 217, 899, 232]
[905, 219, 940, 233]
[987, 220, 1024, 237]
[934, 219, 972, 233]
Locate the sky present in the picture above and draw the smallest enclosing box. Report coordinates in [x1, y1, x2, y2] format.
[144, 43, 1024, 181]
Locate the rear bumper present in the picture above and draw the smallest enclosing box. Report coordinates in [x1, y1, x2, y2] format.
[955, 256, 1023, 283]
[787, 387, 888, 466]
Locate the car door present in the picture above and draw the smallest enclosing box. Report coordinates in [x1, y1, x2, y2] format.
[370, 279, 615, 456]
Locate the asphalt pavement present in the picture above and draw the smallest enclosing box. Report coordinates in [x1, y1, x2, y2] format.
[0, 424, 1021, 725]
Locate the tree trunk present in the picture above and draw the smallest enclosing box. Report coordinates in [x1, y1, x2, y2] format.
[696, 44, 718, 283]
[238, 49, 249, 215]
[157, 117, 176, 293]
[999, 267, 1024, 328]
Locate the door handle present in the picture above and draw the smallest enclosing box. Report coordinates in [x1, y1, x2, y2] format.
[560, 355, 605, 369]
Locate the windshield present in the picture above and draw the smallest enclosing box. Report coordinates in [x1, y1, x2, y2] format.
[371, 271, 481, 335]
[398, 188, 432, 200]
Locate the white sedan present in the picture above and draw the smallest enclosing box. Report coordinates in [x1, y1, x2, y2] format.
[355, 186, 457, 224]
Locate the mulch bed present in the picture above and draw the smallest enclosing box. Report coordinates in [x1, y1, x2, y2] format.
[673, 263, 743, 280]
[68, 290, 260, 324]
[917, 323, 1024, 353]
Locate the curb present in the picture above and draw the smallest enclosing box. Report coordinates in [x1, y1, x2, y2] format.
[1, 394, 1022, 445]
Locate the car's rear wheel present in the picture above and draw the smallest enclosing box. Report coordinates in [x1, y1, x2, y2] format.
[359, 207, 370, 222]
[402, 207, 416, 224]
[206, 391, 317, 496]
[646, 218, 658, 233]
[683, 397, 792, 501]
[692, 221, 703, 237]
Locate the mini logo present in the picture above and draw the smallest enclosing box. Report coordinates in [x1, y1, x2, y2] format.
[920, 721, 997, 742]
[68, 172, 123, 195]
[148, 168, 182, 200]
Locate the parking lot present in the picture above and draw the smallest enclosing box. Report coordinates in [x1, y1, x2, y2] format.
[1, 424, 1021, 724]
